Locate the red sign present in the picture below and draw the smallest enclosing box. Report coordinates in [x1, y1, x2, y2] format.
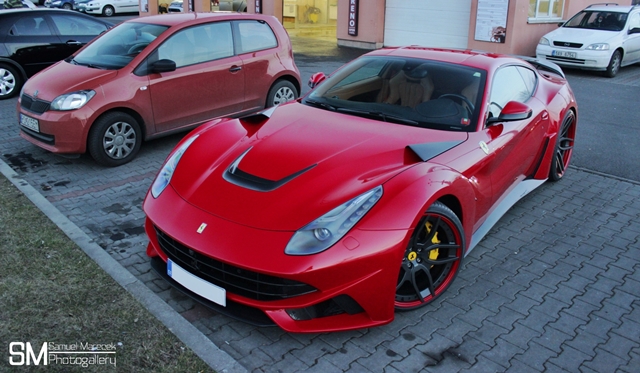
[348, 0, 358, 36]
[255, 0, 261, 13]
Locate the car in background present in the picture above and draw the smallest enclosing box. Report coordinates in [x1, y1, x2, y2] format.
[0, 0, 37, 9]
[218, 0, 245, 12]
[18, 12, 301, 166]
[44, 0, 75, 10]
[74, 0, 90, 12]
[536, 4, 640, 77]
[0, 8, 113, 99]
[83, 0, 138, 16]
[142, 47, 578, 332]
[167, 0, 190, 13]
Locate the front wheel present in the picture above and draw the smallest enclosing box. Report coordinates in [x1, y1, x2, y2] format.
[604, 50, 622, 78]
[395, 201, 464, 310]
[102, 5, 114, 16]
[0, 64, 22, 100]
[88, 112, 142, 167]
[62, 2, 72, 9]
[266, 80, 297, 107]
[548, 110, 576, 182]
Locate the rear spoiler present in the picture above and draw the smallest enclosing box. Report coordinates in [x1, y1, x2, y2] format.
[516, 56, 566, 78]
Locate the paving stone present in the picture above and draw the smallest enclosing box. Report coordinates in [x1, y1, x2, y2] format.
[513, 341, 558, 371]
[481, 338, 524, 369]
[582, 347, 628, 373]
[500, 322, 541, 350]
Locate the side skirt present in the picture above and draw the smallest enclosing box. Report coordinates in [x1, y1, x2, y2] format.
[466, 178, 546, 256]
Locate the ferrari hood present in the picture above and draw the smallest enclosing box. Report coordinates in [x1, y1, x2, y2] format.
[170, 103, 467, 231]
[21, 61, 118, 101]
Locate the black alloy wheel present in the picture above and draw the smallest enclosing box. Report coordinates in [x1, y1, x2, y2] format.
[548, 110, 576, 182]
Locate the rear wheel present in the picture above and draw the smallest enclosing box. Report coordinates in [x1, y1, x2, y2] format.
[62, 2, 72, 9]
[548, 110, 576, 181]
[604, 50, 622, 78]
[266, 80, 297, 107]
[102, 5, 114, 16]
[88, 112, 142, 167]
[395, 201, 464, 310]
[0, 64, 22, 100]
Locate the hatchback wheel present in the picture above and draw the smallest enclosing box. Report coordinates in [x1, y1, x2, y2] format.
[548, 110, 576, 181]
[0, 64, 22, 100]
[88, 112, 142, 167]
[102, 5, 114, 16]
[395, 201, 464, 310]
[266, 80, 297, 107]
[604, 50, 622, 78]
[62, 2, 72, 9]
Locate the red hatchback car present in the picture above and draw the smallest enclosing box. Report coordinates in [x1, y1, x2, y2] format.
[143, 47, 577, 332]
[17, 12, 301, 166]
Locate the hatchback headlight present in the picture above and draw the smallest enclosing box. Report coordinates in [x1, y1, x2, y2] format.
[285, 185, 383, 255]
[50, 90, 95, 111]
[151, 135, 199, 198]
[538, 37, 550, 46]
[586, 43, 609, 51]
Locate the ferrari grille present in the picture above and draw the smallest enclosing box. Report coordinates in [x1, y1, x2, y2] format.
[20, 94, 50, 114]
[154, 227, 317, 301]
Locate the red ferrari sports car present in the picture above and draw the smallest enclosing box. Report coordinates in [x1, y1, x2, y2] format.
[143, 47, 577, 333]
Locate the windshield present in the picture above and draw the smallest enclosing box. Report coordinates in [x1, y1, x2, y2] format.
[72, 22, 169, 70]
[304, 56, 486, 132]
[563, 10, 628, 31]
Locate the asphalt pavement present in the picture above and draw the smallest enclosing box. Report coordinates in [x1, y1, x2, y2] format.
[1, 37, 639, 373]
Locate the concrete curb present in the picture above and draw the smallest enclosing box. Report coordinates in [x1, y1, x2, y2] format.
[0, 158, 247, 373]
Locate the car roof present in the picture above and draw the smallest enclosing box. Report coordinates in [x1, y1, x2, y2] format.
[125, 11, 275, 27]
[584, 4, 635, 12]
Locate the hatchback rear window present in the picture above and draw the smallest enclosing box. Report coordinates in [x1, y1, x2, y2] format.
[235, 20, 277, 54]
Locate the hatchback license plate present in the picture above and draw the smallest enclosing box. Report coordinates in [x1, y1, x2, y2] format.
[19, 114, 39, 133]
[167, 259, 226, 306]
[552, 50, 577, 59]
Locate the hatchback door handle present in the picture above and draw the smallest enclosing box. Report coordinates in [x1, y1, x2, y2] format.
[229, 66, 242, 72]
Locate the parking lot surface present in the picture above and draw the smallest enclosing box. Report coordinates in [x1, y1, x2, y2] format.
[1, 38, 639, 372]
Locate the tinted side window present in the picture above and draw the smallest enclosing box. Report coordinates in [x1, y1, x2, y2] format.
[49, 15, 108, 36]
[157, 22, 233, 68]
[9, 16, 53, 36]
[235, 20, 277, 54]
[489, 66, 533, 118]
[517, 66, 537, 95]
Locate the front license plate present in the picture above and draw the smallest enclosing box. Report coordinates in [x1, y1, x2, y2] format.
[552, 50, 577, 59]
[167, 259, 226, 306]
[19, 114, 39, 133]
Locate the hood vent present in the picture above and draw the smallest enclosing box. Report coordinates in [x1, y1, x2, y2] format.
[407, 141, 464, 162]
[223, 147, 316, 192]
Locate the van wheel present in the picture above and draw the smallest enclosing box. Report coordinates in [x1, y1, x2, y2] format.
[266, 80, 297, 107]
[88, 112, 142, 167]
[0, 64, 22, 100]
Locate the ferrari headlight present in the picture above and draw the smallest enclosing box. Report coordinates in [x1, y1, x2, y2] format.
[538, 37, 550, 46]
[586, 43, 609, 51]
[151, 135, 199, 198]
[50, 90, 95, 111]
[285, 185, 383, 255]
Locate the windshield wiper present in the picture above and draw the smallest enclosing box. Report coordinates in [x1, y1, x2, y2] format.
[69, 58, 105, 69]
[304, 99, 338, 111]
[336, 107, 419, 126]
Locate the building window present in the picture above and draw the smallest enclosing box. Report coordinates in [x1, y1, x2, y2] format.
[529, 0, 564, 20]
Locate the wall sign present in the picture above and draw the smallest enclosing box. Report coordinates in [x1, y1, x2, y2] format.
[255, 0, 261, 13]
[348, 0, 358, 36]
[474, 0, 509, 43]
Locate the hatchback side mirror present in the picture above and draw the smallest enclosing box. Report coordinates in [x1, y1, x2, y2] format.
[150, 59, 176, 74]
[308, 72, 327, 88]
[629, 27, 640, 35]
[486, 101, 533, 126]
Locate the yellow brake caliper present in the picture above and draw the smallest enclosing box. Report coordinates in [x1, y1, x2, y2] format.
[426, 221, 440, 264]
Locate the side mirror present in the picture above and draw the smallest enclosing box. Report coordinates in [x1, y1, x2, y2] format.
[150, 59, 176, 74]
[557, 22, 565, 27]
[308, 72, 327, 89]
[486, 101, 533, 126]
[629, 27, 640, 35]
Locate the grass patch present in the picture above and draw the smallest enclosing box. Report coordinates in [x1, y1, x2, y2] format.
[0, 174, 214, 372]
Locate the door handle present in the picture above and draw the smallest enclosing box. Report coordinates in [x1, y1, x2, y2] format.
[229, 66, 242, 72]
[66, 40, 83, 45]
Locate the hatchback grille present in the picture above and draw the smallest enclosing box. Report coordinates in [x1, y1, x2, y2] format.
[21, 94, 50, 114]
[553, 41, 583, 49]
[154, 226, 317, 301]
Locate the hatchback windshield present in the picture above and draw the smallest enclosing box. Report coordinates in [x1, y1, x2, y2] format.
[563, 10, 628, 31]
[71, 22, 169, 70]
[304, 56, 486, 132]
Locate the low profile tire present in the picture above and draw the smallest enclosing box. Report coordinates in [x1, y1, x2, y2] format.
[88, 112, 142, 167]
[0, 64, 22, 100]
[548, 110, 576, 182]
[395, 201, 464, 310]
[266, 80, 297, 107]
[102, 5, 114, 16]
[604, 50, 622, 78]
